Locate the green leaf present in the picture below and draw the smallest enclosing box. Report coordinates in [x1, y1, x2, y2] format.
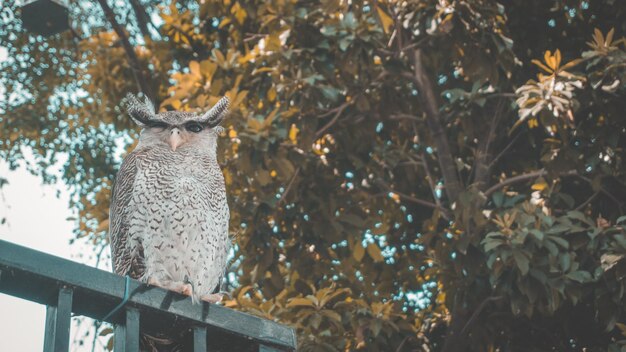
[546, 224, 570, 234]
[529, 229, 545, 242]
[548, 236, 569, 249]
[566, 271, 592, 283]
[492, 192, 505, 208]
[513, 251, 530, 275]
[483, 238, 504, 252]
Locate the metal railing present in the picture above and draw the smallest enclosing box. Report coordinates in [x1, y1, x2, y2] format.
[0, 240, 296, 351]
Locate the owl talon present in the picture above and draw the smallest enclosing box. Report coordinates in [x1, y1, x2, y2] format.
[180, 283, 193, 296]
[201, 293, 224, 304]
[148, 277, 163, 287]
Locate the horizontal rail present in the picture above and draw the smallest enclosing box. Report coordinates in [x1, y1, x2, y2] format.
[0, 240, 296, 351]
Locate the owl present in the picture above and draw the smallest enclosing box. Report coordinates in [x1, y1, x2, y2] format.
[109, 93, 230, 304]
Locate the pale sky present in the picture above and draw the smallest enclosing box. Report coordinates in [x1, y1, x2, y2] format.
[0, 155, 110, 351]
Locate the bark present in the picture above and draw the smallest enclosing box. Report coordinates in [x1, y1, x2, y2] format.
[96, 0, 156, 102]
[410, 49, 463, 203]
[128, 0, 152, 39]
[472, 102, 504, 191]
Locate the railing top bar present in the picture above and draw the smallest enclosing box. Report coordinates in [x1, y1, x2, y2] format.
[0, 240, 296, 350]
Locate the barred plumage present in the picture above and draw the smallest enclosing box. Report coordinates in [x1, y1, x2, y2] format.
[109, 94, 231, 305]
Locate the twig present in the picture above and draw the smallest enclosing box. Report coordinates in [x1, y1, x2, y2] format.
[575, 191, 600, 211]
[484, 169, 579, 198]
[459, 296, 504, 337]
[278, 167, 301, 205]
[314, 102, 351, 139]
[489, 131, 523, 168]
[484, 169, 547, 197]
[375, 179, 450, 219]
[395, 336, 410, 352]
[574, 174, 624, 213]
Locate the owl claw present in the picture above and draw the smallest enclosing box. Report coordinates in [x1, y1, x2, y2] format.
[148, 277, 163, 287]
[180, 283, 193, 296]
[201, 293, 224, 304]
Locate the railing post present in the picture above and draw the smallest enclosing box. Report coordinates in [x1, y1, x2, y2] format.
[125, 307, 140, 351]
[113, 323, 126, 352]
[193, 326, 207, 352]
[43, 287, 73, 352]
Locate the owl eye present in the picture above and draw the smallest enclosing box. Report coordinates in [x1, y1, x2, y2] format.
[185, 123, 203, 133]
[147, 121, 169, 129]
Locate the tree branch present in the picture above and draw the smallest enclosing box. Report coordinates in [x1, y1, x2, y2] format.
[96, 0, 155, 102]
[128, 0, 153, 39]
[472, 101, 504, 190]
[489, 131, 523, 169]
[315, 101, 351, 139]
[375, 179, 451, 220]
[459, 296, 504, 337]
[278, 167, 301, 206]
[410, 49, 463, 202]
[484, 169, 579, 198]
[575, 191, 600, 211]
[413, 122, 448, 217]
[484, 169, 548, 197]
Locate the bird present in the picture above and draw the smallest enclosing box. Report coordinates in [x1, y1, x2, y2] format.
[109, 93, 231, 306]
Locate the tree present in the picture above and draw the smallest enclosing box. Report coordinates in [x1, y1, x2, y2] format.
[2, 0, 626, 350]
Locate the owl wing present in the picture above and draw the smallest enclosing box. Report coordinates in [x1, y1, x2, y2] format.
[109, 150, 145, 278]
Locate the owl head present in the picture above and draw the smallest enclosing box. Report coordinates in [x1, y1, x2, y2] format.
[126, 93, 229, 152]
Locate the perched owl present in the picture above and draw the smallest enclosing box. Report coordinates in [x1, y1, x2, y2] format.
[109, 94, 230, 305]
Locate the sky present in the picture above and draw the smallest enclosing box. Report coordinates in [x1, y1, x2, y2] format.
[0, 155, 110, 351]
[0, 35, 116, 348]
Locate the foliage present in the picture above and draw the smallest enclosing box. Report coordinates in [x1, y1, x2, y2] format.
[2, 0, 626, 350]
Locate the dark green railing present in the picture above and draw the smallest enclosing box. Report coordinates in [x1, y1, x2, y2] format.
[0, 240, 296, 351]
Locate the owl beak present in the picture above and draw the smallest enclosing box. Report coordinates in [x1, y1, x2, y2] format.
[169, 128, 183, 151]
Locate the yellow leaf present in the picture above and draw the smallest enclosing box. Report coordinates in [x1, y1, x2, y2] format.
[531, 59, 553, 74]
[247, 117, 262, 131]
[287, 297, 315, 308]
[288, 124, 299, 143]
[189, 60, 201, 78]
[531, 181, 548, 191]
[213, 49, 226, 66]
[353, 243, 365, 262]
[606, 28, 615, 45]
[200, 60, 217, 79]
[231, 2, 247, 25]
[376, 5, 394, 34]
[219, 17, 231, 29]
[96, 219, 109, 232]
[228, 129, 237, 138]
[367, 244, 384, 263]
[554, 49, 562, 68]
[267, 86, 276, 102]
[544, 50, 555, 70]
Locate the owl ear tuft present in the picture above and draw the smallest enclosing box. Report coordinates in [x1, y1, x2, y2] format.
[126, 93, 156, 126]
[199, 96, 230, 128]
